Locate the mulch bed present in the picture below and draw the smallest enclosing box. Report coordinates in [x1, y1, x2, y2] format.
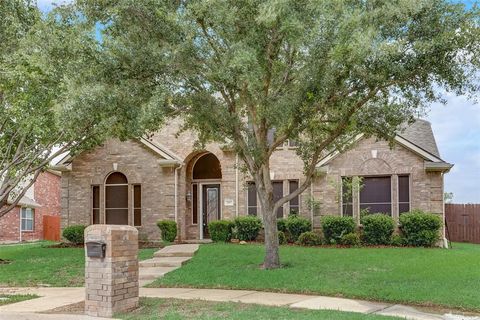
[44, 242, 164, 249]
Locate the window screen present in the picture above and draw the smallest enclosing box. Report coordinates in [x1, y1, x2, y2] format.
[273, 181, 284, 218]
[342, 177, 353, 217]
[133, 185, 142, 226]
[247, 182, 257, 216]
[398, 175, 410, 214]
[21, 208, 34, 231]
[92, 185, 100, 224]
[289, 180, 299, 214]
[360, 176, 392, 215]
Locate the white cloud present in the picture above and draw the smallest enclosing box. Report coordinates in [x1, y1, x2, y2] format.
[427, 94, 480, 203]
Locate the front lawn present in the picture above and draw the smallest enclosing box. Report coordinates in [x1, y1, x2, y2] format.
[116, 298, 402, 320]
[0, 242, 156, 287]
[151, 243, 480, 312]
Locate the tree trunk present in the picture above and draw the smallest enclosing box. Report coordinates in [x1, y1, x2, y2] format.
[261, 201, 280, 269]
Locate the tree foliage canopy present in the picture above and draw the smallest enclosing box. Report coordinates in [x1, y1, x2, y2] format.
[73, 0, 480, 267]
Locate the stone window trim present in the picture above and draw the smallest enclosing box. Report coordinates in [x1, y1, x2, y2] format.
[21, 207, 35, 232]
[340, 174, 412, 223]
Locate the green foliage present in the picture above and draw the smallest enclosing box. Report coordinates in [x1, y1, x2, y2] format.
[62, 225, 86, 245]
[278, 231, 287, 245]
[361, 214, 395, 245]
[277, 218, 287, 233]
[285, 215, 312, 242]
[297, 231, 322, 246]
[234, 216, 262, 241]
[399, 210, 442, 247]
[391, 235, 406, 247]
[340, 233, 361, 247]
[156, 220, 177, 242]
[321, 216, 356, 244]
[208, 220, 234, 242]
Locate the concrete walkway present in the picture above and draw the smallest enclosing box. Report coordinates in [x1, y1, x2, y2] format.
[1, 287, 478, 320]
[138, 244, 199, 286]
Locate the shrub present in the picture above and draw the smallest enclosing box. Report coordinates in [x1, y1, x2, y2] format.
[156, 220, 177, 242]
[208, 220, 234, 242]
[361, 214, 395, 245]
[278, 231, 287, 245]
[321, 215, 355, 244]
[391, 234, 405, 247]
[277, 218, 288, 233]
[399, 210, 442, 247]
[62, 225, 86, 245]
[340, 232, 361, 246]
[297, 231, 322, 246]
[234, 216, 262, 241]
[285, 215, 312, 242]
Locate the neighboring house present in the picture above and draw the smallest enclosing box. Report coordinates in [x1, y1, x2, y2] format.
[55, 118, 452, 243]
[0, 171, 61, 243]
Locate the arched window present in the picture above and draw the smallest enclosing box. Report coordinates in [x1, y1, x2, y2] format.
[193, 153, 222, 180]
[105, 172, 129, 225]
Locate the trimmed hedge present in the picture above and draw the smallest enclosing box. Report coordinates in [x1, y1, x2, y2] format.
[321, 215, 355, 244]
[297, 231, 322, 246]
[156, 220, 177, 242]
[399, 210, 442, 247]
[234, 216, 262, 241]
[340, 232, 361, 246]
[277, 218, 288, 233]
[391, 234, 405, 247]
[278, 231, 287, 245]
[62, 225, 86, 245]
[285, 215, 311, 242]
[361, 214, 395, 245]
[208, 220, 234, 242]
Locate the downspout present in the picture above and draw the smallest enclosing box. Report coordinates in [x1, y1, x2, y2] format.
[235, 154, 239, 217]
[174, 163, 183, 224]
[310, 181, 314, 227]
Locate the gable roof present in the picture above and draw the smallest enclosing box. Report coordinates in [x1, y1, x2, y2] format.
[397, 119, 440, 158]
[53, 137, 181, 170]
[316, 119, 452, 169]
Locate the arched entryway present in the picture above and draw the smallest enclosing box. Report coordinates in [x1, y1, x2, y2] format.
[105, 172, 129, 225]
[189, 152, 222, 239]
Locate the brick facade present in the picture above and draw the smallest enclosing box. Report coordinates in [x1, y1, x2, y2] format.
[60, 119, 447, 242]
[0, 171, 61, 243]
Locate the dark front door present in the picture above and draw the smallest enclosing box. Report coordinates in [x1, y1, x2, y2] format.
[202, 184, 221, 238]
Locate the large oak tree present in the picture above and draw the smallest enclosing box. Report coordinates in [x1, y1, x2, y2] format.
[76, 0, 478, 268]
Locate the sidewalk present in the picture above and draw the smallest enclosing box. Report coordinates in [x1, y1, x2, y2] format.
[1, 287, 478, 320]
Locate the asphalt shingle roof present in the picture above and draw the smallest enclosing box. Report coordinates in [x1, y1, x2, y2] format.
[398, 119, 441, 159]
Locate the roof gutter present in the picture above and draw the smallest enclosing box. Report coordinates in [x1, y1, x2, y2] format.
[424, 161, 454, 173]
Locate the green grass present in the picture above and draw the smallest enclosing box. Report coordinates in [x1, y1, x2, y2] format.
[0, 242, 157, 287]
[151, 242, 480, 312]
[0, 294, 38, 306]
[116, 298, 401, 320]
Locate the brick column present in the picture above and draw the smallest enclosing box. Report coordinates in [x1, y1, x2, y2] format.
[84, 225, 139, 318]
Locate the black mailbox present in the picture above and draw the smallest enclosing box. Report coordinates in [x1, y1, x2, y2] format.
[86, 241, 106, 258]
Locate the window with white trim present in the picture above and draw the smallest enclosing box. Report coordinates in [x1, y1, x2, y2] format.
[247, 182, 258, 216]
[21, 207, 34, 231]
[288, 180, 299, 214]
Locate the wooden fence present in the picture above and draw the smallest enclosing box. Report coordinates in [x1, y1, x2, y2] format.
[43, 215, 61, 242]
[445, 204, 480, 244]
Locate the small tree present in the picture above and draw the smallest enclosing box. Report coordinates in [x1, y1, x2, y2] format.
[0, 1, 148, 216]
[74, 0, 479, 268]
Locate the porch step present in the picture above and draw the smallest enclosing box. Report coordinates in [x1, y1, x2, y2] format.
[139, 256, 191, 268]
[139, 267, 178, 280]
[154, 244, 199, 258]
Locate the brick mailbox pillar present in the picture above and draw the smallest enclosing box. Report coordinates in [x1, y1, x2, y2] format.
[84, 225, 139, 317]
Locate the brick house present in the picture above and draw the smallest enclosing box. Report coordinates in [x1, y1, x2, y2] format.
[0, 171, 61, 243]
[55, 118, 452, 243]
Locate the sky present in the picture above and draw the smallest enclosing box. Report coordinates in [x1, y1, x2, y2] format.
[37, 0, 480, 203]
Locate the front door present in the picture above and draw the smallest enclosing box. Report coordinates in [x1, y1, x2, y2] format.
[202, 184, 221, 238]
